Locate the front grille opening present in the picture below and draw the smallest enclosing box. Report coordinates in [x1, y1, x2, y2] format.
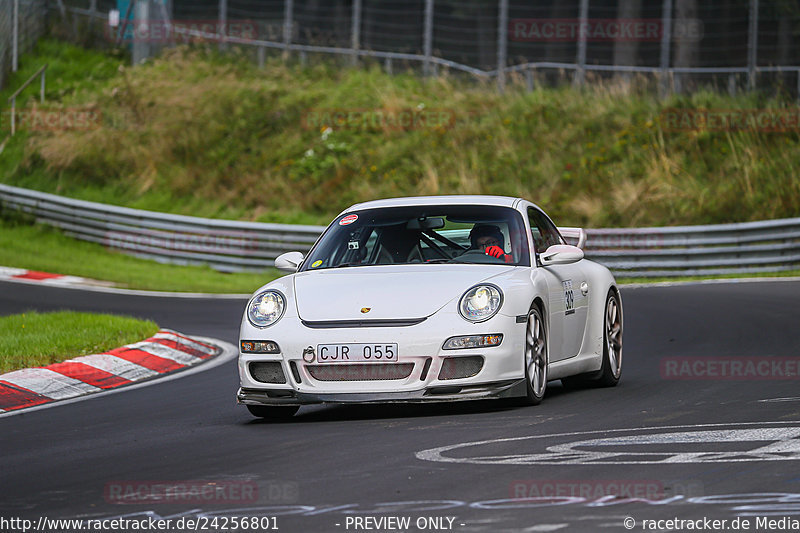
[249, 362, 287, 384]
[438, 356, 484, 380]
[289, 361, 302, 384]
[306, 363, 414, 381]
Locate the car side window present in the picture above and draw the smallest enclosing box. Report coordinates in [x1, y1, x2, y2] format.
[528, 207, 564, 253]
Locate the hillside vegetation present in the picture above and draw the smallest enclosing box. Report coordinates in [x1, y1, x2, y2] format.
[2, 39, 799, 228]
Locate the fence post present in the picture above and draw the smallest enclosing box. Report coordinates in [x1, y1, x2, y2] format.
[573, 0, 588, 87]
[423, 0, 433, 76]
[132, 0, 150, 65]
[350, 0, 361, 66]
[12, 0, 18, 72]
[496, 0, 508, 92]
[282, 0, 294, 60]
[747, 0, 758, 91]
[659, 0, 673, 98]
[219, 0, 228, 49]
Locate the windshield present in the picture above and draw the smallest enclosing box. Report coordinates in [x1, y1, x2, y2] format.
[301, 205, 530, 270]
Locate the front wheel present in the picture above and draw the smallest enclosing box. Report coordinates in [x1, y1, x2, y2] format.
[246, 405, 299, 420]
[522, 306, 548, 405]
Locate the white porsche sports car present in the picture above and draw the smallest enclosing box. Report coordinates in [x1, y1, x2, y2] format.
[237, 196, 622, 419]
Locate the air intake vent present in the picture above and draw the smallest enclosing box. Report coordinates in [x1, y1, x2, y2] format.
[249, 362, 287, 384]
[306, 363, 414, 381]
[438, 356, 483, 380]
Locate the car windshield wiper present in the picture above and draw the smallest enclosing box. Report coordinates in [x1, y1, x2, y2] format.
[424, 258, 453, 263]
[333, 262, 365, 268]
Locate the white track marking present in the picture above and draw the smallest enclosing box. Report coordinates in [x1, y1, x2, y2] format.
[126, 342, 203, 366]
[1, 368, 100, 399]
[416, 421, 800, 466]
[0, 266, 27, 277]
[69, 354, 159, 381]
[154, 331, 218, 355]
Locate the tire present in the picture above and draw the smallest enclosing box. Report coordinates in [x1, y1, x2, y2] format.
[522, 305, 548, 405]
[596, 289, 623, 387]
[246, 405, 299, 419]
[562, 288, 623, 389]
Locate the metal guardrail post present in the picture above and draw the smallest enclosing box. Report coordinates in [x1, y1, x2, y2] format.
[496, 0, 508, 92]
[423, 0, 434, 76]
[12, 0, 18, 72]
[573, 0, 589, 87]
[350, 0, 361, 66]
[747, 0, 759, 91]
[659, 0, 673, 98]
[282, 0, 293, 59]
[219, 0, 228, 49]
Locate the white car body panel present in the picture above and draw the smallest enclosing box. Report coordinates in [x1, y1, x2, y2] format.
[293, 265, 515, 322]
[237, 195, 620, 408]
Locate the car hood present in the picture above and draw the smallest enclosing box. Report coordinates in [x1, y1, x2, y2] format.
[293, 265, 515, 321]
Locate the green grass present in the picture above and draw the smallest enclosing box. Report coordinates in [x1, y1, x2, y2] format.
[2, 39, 800, 290]
[3, 39, 800, 228]
[0, 311, 159, 374]
[0, 217, 281, 293]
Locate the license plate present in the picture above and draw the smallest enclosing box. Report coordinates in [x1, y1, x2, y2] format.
[316, 343, 398, 363]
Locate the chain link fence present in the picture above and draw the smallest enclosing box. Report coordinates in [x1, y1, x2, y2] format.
[46, 0, 800, 97]
[3, 1, 800, 96]
[0, 0, 47, 90]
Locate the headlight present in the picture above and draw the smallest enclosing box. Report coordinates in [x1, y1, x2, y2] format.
[443, 334, 503, 350]
[247, 290, 286, 328]
[458, 284, 503, 322]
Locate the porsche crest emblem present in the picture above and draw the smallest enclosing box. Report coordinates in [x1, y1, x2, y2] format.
[360, 307, 371, 313]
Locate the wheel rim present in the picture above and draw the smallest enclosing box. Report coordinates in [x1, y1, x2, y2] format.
[606, 295, 623, 378]
[525, 311, 547, 397]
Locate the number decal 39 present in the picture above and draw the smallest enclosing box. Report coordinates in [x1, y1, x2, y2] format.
[563, 280, 575, 316]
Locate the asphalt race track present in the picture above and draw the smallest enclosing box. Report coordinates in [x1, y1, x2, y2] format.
[2, 279, 800, 532]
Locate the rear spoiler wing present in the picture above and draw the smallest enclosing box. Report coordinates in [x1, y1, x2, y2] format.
[557, 227, 586, 250]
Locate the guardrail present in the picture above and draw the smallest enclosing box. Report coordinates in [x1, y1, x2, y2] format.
[1, 184, 798, 277]
[0, 184, 324, 272]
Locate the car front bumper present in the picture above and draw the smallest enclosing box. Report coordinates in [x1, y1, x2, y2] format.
[237, 378, 526, 406]
[237, 309, 528, 405]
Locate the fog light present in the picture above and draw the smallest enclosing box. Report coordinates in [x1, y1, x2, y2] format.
[241, 340, 280, 354]
[442, 334, 503, 350]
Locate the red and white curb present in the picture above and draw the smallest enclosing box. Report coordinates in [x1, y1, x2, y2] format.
[0, 266, 114, 288]
[0, 330, 227, 414]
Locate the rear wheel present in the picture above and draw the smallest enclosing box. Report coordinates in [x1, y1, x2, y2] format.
[596, 289, 623, 387]
[246, 405, 299, 419]
[522, 305, 548, 405]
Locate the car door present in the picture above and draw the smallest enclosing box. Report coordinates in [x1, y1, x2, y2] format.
[527, 207, 589, 362]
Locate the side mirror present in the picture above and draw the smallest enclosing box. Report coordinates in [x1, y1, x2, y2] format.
[540, 244, 584, 266]
[274, 251, 305, 272]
